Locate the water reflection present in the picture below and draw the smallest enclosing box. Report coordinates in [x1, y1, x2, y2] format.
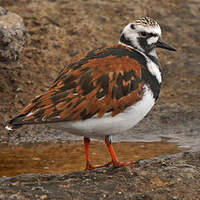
[0, 140, 187, 177]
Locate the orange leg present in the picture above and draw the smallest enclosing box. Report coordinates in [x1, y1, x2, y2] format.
[84, 137, 93, 170]
[105, 136, 135, 168]
[84, 137, 112, 170]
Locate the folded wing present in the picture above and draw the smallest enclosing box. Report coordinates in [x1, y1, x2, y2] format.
[7, 44, 145, 129]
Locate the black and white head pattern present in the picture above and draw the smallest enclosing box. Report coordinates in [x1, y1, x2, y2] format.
[120, 17, 161, 55]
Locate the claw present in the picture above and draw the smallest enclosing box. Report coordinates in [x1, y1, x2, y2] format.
[85, 161, 112, 171]
[105, 136, 136, 168]
[83, 136, 135, 171]
[112, 161, 136, 168]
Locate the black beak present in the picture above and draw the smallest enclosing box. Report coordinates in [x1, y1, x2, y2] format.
[156, 38, 176, 51]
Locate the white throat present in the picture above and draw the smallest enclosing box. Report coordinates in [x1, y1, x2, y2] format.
[148, 48, 158, 58]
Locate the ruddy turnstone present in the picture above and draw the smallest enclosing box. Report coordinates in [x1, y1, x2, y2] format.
[6, 17, 176, 170]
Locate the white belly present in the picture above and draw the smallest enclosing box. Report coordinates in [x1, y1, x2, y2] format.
[53, 85, 155, 138]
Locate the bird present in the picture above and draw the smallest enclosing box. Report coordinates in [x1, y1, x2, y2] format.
[5, 17, 176, 170]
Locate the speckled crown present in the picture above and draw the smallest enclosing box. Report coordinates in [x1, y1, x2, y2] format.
[135, 17, 159, 27]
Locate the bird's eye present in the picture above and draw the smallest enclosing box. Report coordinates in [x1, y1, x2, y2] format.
[130, 24, 135, 29]
[140, 31, 148, 37]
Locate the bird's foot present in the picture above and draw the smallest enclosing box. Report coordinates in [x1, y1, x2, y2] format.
[85, 161, 112, 170]
[112, 161, 136, 168]
[85, 161, 136, 170]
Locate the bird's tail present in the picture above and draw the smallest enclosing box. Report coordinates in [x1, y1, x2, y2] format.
[5, 88, 68, 131]
[5, 99, 38, 131]
[5, 114, 28, 130]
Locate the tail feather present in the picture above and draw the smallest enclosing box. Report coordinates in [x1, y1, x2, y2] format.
[5, 88, 67, 131]
[5, 114, 27, 130]
[5, 100, 39, 131]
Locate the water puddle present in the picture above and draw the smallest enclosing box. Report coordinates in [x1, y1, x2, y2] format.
[0, 140, 188, 177]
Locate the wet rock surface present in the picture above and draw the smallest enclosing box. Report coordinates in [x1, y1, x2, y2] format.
[0, 0, 199, 199]
[0, 151, 200, 200]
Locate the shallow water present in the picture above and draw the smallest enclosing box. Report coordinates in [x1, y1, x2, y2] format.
[0, 139, 187, 177]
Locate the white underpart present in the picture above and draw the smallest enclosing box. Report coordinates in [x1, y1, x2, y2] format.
[53, 85, 155, 138]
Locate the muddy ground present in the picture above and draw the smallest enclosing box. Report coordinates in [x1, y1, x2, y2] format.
[0, 151, 200, 200]
[0, 0, 200, 199]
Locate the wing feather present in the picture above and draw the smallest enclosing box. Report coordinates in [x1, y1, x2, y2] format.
[16, 44, 145, 125]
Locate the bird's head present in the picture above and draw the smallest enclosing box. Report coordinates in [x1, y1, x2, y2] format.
[120, 17, 176, 55]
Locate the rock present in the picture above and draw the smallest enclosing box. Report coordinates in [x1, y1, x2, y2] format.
[0, 7, 7, 16]
[0, 151, 200, 200]
[0, 7, 27, 62]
